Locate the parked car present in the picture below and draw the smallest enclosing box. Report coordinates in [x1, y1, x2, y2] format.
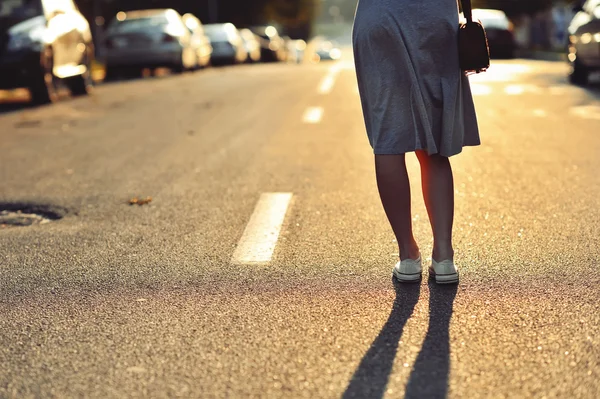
[203, 23, 247, 65]
[104, 9, 198, 79]
[250, 25, 287, 62]
[239, 28, 261, 63]
[286, 38, 306, 64]
[182, 13, 212, 69]
[470, 9, 517, 59]
[314, 39, 342, 61]
[0, 0, 94, 104]
[568, 0, 600, 85]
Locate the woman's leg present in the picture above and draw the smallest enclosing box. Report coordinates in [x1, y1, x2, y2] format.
[415, 151, 455, 262]
[375, 155, 420, 261]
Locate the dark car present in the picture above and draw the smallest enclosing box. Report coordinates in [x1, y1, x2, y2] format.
[568, 0, 600, 85]
[466, 9, 517, 59]
[104, 9, 199, 78]
[204, 23, 247, 65]
[315, 39, 342, 62]
[250, 25, 286, 62]
[0, 0, 94, 104]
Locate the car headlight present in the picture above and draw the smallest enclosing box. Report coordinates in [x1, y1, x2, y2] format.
[7, 26, 45, 51]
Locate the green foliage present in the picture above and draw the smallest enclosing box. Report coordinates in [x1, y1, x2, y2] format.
[264, 0, 318, 27]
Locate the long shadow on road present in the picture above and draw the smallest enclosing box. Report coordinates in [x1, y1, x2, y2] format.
[342, 279, 458, 399]
[405, 282, 458, 399]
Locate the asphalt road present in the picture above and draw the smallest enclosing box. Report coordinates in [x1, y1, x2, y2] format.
[0, 54, 599, 398]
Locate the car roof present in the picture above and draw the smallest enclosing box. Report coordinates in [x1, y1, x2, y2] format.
[472, 9, 509, 20]
[120, 9, 177, 19]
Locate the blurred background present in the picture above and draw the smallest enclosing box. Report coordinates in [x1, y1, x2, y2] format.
[1, 0, 596, 104]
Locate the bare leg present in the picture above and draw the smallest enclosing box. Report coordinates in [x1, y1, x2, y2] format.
[415, 151, 455, 262]
[375, 155, 420, 261]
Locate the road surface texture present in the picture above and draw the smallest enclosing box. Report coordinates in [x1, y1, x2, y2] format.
[1, 54, 599, 398]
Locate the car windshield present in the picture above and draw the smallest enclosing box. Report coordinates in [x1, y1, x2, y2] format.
[108, 15, 169, 33]
[205, 25, 230, 41]
[0, 0, 43, 19]
[472, 10, 511, 29]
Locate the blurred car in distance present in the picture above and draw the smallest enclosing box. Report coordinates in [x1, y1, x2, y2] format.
[239, 28, 261, 63]
[286, 38, 306, 64]
[568, 0, 600, 85]
[0, 0, 94, 104]
[250, 25, 287, 62]
[104, 9, 198, 79]
[182, 13, 212, 69]
[204, 23, 247, 65]
[314, 39, 341, 62]
[470, 9, 516, 58]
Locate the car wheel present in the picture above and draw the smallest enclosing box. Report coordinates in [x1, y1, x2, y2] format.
[29, 48, 58, 105]
[104, 66, 121, 81]
[66, 50, 93, 96]
[172, 53, 186, 74]
[569, 58, 589, 86]
[172, 63, 185, 74]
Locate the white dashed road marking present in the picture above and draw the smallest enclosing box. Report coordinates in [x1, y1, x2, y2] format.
[318, 63, 342, 95]
[570, 105, 600, 120]
[231, 193, 293, 264]
[303, 107, 324, 124]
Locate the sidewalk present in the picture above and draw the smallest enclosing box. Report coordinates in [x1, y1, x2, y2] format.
[516, 49, 568, 62]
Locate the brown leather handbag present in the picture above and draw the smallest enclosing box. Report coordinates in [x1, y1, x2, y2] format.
[458, 0, 490, 74]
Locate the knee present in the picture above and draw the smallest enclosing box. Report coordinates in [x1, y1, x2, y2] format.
[415, 151, 449, 168]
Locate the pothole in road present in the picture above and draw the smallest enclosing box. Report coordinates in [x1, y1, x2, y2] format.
[0, 204, 65, 227]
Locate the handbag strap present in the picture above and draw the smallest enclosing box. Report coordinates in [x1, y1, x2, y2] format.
[460, 0, 473, 23]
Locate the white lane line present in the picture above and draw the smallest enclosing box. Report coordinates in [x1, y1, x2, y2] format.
[303, 106, 324, 124]
[231, 193, 293, 264]
[319, 75, 337, 94]
[504, 85, 525, 95]
[318, 62, 343, 94]
[533, 109, 548, 118]
[570, 105, 600, 120]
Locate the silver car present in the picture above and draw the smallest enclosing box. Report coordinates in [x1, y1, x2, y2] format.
[104, 9, 198, 78]
[568, 0, 600, 85]
[204, 23, 247, 65]
[0, 0, 94, 104]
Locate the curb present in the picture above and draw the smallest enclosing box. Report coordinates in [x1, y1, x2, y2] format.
[515, 50, 567, 62]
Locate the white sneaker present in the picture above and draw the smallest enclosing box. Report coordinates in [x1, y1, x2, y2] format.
[430, 259, 459, 284]
[393, 256, 422, 283]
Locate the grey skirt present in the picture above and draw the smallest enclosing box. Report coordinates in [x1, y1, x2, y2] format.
[352, 0, 480, 157]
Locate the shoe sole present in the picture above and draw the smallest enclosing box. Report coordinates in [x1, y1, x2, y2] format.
[393, 269, 422, 283]
[429, 272, 459, 285]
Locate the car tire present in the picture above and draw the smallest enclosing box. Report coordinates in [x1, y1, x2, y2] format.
[569, 58, 589, 86]
[172, 54, 185, 74]
[104, 66, 120, 81]
[66, 50, 93, 97]
[29, 48, 58, 105]
[172, 63, 185, 74]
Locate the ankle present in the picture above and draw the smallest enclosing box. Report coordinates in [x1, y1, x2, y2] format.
[432, 247, 454, 262]
[399, 241, 420, 261]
